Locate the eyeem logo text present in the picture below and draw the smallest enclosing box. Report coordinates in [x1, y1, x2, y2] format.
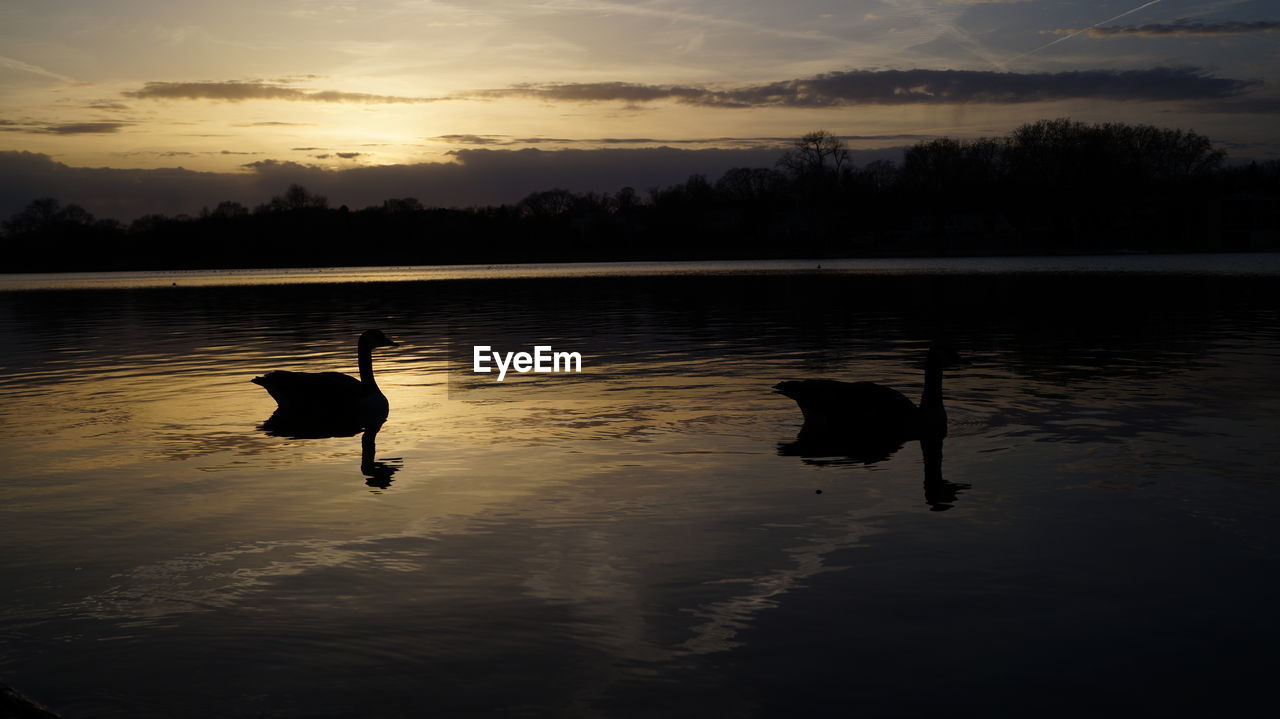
[473, 345, 583, 382]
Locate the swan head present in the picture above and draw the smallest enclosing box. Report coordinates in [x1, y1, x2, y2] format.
[928, 341, 969, 369]
[360, 329, 399, 349]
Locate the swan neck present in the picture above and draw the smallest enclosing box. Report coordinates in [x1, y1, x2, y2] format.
[358, 340, 378, 388]
[920, 354, 944, 410]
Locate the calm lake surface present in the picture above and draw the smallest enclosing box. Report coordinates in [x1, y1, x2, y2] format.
[2, 255, 1279, 717]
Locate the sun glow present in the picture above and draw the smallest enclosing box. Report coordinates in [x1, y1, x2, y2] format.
[0, 0, 1272, 216]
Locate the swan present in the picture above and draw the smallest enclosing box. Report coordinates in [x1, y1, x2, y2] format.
[252, 329, 398, 425]
[774, 342, 967, 441]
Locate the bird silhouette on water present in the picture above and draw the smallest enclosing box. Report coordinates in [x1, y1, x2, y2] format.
[775, 341, 966, 444]
[252, 330, 402, 485]
[252, 329, 398, 437]
[775, 341, 971, 510]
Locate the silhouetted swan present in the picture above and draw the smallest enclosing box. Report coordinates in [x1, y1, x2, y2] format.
[774, 342, 967, 441]
[252, 329, 398, 429]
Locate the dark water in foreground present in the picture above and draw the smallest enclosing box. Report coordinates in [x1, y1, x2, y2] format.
[2, 257, 1279, 717]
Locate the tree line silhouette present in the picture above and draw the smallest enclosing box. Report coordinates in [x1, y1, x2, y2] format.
[3, 119, 1278, 272]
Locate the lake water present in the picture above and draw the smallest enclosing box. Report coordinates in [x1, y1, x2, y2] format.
[2, 255, 1279, 717]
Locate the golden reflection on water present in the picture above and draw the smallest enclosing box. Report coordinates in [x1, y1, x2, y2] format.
[0, 328, 918, 664]
[4, 265, 1280, 717]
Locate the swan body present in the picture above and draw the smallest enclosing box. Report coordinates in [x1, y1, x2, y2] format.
[252, 329, 398, 425]
[775, 342, 965, 441]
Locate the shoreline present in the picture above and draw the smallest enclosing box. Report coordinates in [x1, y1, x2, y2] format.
[3, 247, 1278, 282]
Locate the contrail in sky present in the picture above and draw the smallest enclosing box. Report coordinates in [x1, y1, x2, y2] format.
[0, 54, 74, 83]
[1009, 0, 1164, 65]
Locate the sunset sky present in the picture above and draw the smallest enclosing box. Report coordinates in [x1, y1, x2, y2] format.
[1, 0, 1276, 217]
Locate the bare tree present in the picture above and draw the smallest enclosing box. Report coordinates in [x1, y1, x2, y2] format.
[614, 186, 639, 212]
[777, 130, 850, 178]
[383, 197, 424, 213]
[715, 167, 786, 202]
[2, 198, 95, 236]
[209, 201, 249, 219]
[517, 188, 577, 218]
[260, 184, 328, 212]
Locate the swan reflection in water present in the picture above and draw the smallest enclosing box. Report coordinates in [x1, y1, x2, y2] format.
[775, 342, 971, 511]
[777, 433, 970, 511]
[257, 415, 402, 488]
[252, 330, 403, 488]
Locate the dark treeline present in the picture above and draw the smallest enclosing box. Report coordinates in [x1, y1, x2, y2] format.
[3, 118, 1279, 272]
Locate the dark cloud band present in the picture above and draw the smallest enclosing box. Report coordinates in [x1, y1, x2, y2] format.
[472, 67, 1254, 107]
[0, 121, 130, 134]
[429, 134, 931, 147]
[124, 81, 441, 104]
[124, 68, 1254, 110]
[1075, 20, 1280, 37]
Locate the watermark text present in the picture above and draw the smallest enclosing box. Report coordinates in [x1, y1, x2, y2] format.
[473, 345, 583, 381]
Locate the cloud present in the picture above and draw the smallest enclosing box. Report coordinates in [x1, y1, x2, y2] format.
[0, 151, 260, 220]
[0, 121, 131, 134]
[124, 81, 441, 104]
[119, 149, 260, 158]
[431, 134, 513, 146]
[120, 69, 1256, 111]
[473, 68, 1255, 107]
[428, 134, 783, 147]
[42, 122, 131, 134]
[335, 152, 362, 159]
[236, 121, 316, 127]
[429, 134, 933, 150]
[1067, 20, 1280, 37]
